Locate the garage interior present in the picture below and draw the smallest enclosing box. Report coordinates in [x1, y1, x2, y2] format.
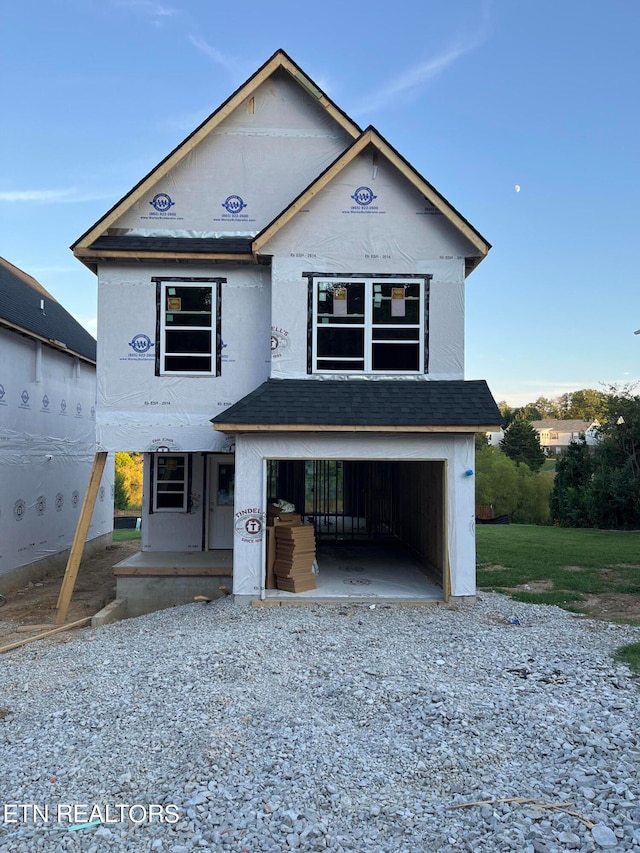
[266, 459, 447, 600]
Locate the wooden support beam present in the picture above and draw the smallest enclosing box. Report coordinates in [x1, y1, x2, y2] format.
[0, 618, 92, 655]
[55, 452, 108, 625]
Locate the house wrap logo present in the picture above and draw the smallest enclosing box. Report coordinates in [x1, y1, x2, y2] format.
[214, 194, 255, 224]
[234, 509, 266, 542]
[222, 195, 247, 214]
[270, 327, 290, 358]
[125, 334, 155, 361]
[146, 438, 182, 452]
[351, 186, 377, 206]
[149, 193, 174, 212]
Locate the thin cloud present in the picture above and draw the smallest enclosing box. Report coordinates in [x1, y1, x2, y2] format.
[188, 36, 239, 79]
[114, 0, 178, 21]
[0, 188, 117, 204]
[354, 6, 491, 115]
[0, 189, 76, 202]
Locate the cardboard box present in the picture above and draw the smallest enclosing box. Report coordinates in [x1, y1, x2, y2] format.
[267, 505, 302, 527]
[273, 514, 302, 527]
[276, 575, 317, 593]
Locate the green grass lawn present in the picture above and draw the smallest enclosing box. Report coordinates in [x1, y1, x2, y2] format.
[477, 524, 640, 671]
[112, 529, 142, 542]
[477, 525, 640, 601]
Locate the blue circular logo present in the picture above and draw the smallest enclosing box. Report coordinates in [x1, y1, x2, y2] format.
[21, 389, 29, 405]
[129, 334, 153, 354]
[351, 186, 377, 206]
[42, 395, 50, 409]
[56, 493, 64, 511]
[76, 403, 82, 416]
[150, 193, 175, 212]
[0, 384, 5, 401]
[222, 195, 247, 214]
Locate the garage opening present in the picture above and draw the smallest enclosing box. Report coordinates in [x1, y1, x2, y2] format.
[266, 460, 447, 599]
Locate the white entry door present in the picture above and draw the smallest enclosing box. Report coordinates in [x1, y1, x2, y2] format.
[208, 455, 235, 549]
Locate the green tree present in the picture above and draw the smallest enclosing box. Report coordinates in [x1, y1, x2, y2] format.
[550, 438, 594, 527]
[498, 401, 517, 429]
[114, 468, 130, 510]
[557, 389, 609, 421]
[500, 417, 546, 472]
[588, 391, 640, 529]
[475, 442, 551, 523]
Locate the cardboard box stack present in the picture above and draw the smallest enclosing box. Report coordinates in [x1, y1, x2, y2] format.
[274, 524, 317, 592]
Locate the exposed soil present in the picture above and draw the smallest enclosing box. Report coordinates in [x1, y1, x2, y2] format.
[0, 540, 139, 649]
[2, 548, 640, 653]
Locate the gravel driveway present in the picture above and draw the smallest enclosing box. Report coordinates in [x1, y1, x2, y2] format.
[1, 594, 639, 852]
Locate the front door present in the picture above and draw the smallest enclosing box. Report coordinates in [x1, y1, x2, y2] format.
[208, 455, 235, 549]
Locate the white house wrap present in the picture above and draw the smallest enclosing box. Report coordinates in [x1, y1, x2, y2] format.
[72, 50, 499, 608]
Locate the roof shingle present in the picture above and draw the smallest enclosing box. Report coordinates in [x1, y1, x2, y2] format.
[0, 257, 96, 362]
[212, 379, 501, 429]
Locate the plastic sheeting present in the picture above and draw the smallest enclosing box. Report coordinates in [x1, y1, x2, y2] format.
[264, 150, 471, 380]
[232, 432, 476, 598]
[0, 330, 113, 581]
[95, 78, 477, 454]
[110, 72, 353, 239]
[95, 263, 271, 451]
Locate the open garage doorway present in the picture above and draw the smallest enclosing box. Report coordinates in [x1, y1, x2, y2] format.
[266, 459, 447, 600]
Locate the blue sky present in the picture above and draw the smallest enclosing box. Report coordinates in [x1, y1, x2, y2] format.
[2, 0, 638, 406]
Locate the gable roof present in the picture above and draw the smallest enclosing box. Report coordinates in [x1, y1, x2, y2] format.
[253, 126, 491, 272]
[531, 419, 596, 433]
[72, 49, 361, 266]
[0, 257, 96, 363]
[212, 379, 501, 432]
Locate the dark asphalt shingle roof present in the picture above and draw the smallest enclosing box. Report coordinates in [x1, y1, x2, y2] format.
[0, 257, 96, 361]
[91, 236, 254, 254]
[212, 379, 501, 428]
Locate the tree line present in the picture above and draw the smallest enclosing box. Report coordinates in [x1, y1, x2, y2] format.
[477, 385, 640, 529]
[499, 387, 609, 427]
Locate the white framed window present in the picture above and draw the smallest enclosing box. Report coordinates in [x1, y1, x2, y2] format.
[308, 275, 428, 374]
[153, 454, 188, 511]
[154, 278, 223, 376]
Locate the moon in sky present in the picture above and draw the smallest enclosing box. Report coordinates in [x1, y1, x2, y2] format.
[515, 185, 521, 192]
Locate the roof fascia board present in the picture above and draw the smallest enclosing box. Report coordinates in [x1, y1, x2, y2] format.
[213, 423, 500, 433]
[253, 127, 491, 259]
[74, 248, 256, 264]
[0, 317, 96, 365]
[72, 50, 361, 257]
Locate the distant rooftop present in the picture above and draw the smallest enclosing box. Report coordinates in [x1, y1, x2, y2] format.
[0, 257, 96, 362]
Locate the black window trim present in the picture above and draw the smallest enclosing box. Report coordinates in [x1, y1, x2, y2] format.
[303, 272, 430, 375]
[153, 276, 224, 377]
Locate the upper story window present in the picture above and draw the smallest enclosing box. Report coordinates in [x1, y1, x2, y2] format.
[306, 274, 429, 374]
[153, 277, 223, 376]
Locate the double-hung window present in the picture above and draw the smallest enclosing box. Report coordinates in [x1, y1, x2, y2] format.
[309, 275, 428, 374]
[154, 277, 223, 376]
[153, 454, 188, 511]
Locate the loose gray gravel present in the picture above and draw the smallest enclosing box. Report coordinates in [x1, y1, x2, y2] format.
[1, 593, 639, 852]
